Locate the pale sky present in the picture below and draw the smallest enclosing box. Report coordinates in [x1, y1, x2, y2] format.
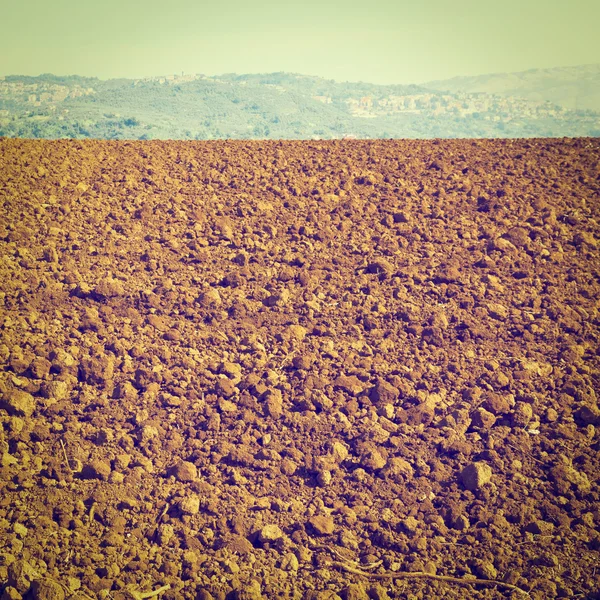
[1, 0, 599, 84]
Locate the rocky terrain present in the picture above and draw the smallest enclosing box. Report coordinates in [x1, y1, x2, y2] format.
[0, 138, 599, 600]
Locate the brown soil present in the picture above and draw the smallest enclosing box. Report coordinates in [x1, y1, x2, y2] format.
[0, 138, 599, 600]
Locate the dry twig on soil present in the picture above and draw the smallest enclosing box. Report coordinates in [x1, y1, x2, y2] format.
[319, 548, 530, 597]
[125, 585, 171, 600]
[59, 439, 72, 471]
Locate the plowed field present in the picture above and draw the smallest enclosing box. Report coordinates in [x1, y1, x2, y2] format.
[0, 138, 599, 600]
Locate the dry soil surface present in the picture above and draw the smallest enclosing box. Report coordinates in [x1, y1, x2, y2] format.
[0, 139, 599, 600]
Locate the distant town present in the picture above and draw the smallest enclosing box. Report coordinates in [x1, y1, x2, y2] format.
[1, 67, 599, 139]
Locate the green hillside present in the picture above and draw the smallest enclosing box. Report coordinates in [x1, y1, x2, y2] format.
[1, 71, 599, 139]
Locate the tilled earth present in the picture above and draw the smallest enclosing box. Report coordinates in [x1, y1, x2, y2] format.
[0, 138, 599, 600]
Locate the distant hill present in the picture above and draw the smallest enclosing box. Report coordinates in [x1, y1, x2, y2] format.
[0, 69, 599, 139]
[424, 64, 600, 112]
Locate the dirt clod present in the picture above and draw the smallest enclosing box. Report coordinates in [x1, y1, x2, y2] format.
[0, 389, 36, 417]
[30, 579, 65, 600]
[308, 516, 335, 535]
[460, 462, 493, 491]
[258, 524, 284, 543]
[169, 460, 198, 482]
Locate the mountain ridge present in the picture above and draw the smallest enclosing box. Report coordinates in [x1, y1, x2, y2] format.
[1, 66, 599, 139]
[424, 63, 600, 112]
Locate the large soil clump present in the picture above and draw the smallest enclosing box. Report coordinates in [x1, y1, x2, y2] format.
[0, 138, 599, 599]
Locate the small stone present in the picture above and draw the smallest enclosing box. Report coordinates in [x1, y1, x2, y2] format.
[551, 456, 591, 492]
[460, 462, 493, 491]
[93, 277, 125, 299]
[402, 516, 419, 534]
[359, 448, 387, 471]
[2, 452, 18, 467]
[534, 553, 560, 568]
[334, 375, 366, 396]
[482, 393, 514, 415]
[179, 495, 200, 515]
[471, 407, 496, 430]
[512, 402, 533, 427]
[51, 349, 76, 371]
[295, 546, 313, 563]
[264, 289, 290, 307]
[424, 562, 437, 575]
[146, 314, 168, 331]
[0, 390, 36, 418]
[366, 258, 394, 277]
[378, 403, 394, 419]
[491, 371, 510, 388]
[218, 398, 237, 413]
[138, 424, 159, 443]
[486, 302, 509, 320]
[525, 520, 555, 535]
[470, 560, 497, 580]
[280, 459, 297, 475]
[113, 381, 138, 400]
[170, 460, 198, 482]
[92, 428, 114, 445]
[330, 442, 349, 463]
[504, 569, 522, 585]
[229, 581, 263, 600]
[1, 587, 22, 600]
[223, 535, 254, 554]
[317, 470, 332, 487]
[315, 593, 342, 600]
[451, 514, 470, 531]
[29, 357, 52, 379]
[164, 329, 181, 341]
[215, 377, 236, 398]
[9, 416, 25, 434]
[383, 457, 413, 481]
[504, 226, 530, 247]
[369, 379, 400, 405]
[263, 389, 283, 418]
[221, 559, 239, 574]
[341, 583, 369, 600]
[292, 354, 314, 370]
[352, 468, 368, 482]
[280, 552, 299, 572]
[258, 524, 284, 543]
[220, 361, 243, 382]
[13, 523, 27, 538]
[31, 579, 65, 600]
[198, 288, 222, 307]
[435, 262, 461, 282]
[367, 585, 391, 600]
[308, 515, 335, 535]
[157, 524, 175, 545]
[135, 455, 154, 473]
[577, 404, 600, 425]
[7, 561, 38, 594]
[339, 529, 359, 550]
[83, 459, 112, 481]
[215, 218, 234, 240]
[108, 472, 124, 484]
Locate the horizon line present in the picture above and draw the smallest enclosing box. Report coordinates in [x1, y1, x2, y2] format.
[2, 62, 600, 88]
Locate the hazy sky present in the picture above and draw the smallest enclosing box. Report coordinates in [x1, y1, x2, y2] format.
[2, 0, 599, 84]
